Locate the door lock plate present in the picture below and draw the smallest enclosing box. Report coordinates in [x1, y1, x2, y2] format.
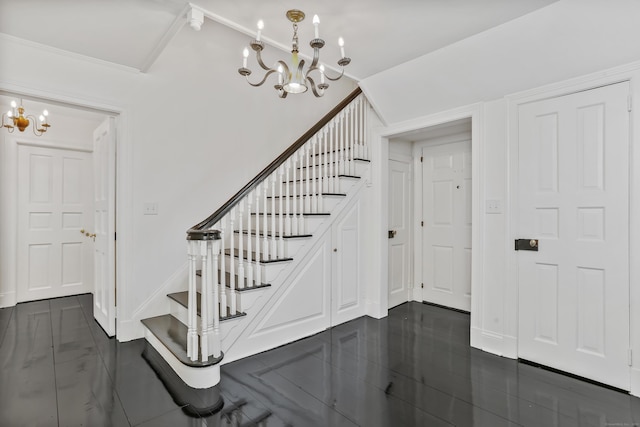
[515, 239, 538, 251]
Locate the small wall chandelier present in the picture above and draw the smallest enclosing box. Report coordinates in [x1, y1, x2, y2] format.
[2, 100, 51, 136]
[238, 9, 351, 98]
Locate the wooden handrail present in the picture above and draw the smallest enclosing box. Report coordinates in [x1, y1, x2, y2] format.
[187, 86, 362, 235]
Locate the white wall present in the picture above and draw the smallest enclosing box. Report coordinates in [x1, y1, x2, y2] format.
[361, 0, 640, 395]
[0, 19, 356, 339]
[360, 0, 640, 124]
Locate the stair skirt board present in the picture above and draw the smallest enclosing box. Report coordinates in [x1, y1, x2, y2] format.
[143, 315, 222, 389]
[142, 343, 224, 416]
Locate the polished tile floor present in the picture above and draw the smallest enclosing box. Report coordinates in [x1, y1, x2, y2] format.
[1, 294, 639, 426]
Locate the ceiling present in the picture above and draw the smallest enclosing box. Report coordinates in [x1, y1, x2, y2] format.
[0, 0, 558, 80]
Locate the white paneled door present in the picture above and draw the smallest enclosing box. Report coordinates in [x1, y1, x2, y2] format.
[93, 118, 117, 336]
[388, 158, 412, 308]
[517, 82, 630, 390]
[422, 141, 472, 311]
[17, 144, 94, 302]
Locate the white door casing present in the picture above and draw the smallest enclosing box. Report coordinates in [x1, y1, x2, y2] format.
[517, 82, 630, 390]
[422, 141, 472, 311]
[93, 117, 117, 336]
[388, 158, 412, 308]
[17, 143, 94, 302]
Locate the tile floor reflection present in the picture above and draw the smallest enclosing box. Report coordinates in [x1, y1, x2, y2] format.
[0, 294, 638, 426]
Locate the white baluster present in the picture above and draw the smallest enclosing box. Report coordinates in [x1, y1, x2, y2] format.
[357, 97, 364, 158]
[237, 199, 245, 290]
[340, 111, 346, 175]
[246, 192, 253, 288]
[229, 209, 236, 315]
[219, 219, 227, 318]
[262, 180, 269, 260]
[285, 159, 291, 235]
[312, 136, 318, 213]
[270, 174, 277, 257]
[298, 150, 305, 233]
[329, 123, 336, 193]
[305, 144, 311, 213]
[186, 240, 198, 361]
[292, 153, 298, 235]
[319, 130, 326, 211]
[349, 103, 355, 176]
[364, 98, 369, 159]
[254, 185, 262, 287]
[210, 239, 221, 358]
[278, 165, 285, 256]
[199, 240, 210, 361]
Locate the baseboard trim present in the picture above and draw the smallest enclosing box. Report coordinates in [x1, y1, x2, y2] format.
[519, 358, 630, 395]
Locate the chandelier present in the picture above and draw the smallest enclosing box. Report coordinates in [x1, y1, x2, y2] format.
[2, 100, 51, 136]
[238, 9, 351, 98]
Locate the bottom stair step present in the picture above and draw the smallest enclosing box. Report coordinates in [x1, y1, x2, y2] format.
[142, 314, 223, 367]
[142, 342, 224, 416]
[168, 291, 247, 321]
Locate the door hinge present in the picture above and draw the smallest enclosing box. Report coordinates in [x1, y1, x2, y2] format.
[420, 156, 423, 163]
[628, 94, 633, 112]
[421, 220, 424, 227]
[421, 283, 424, 289]
[114, 232, 117, 240]
[629, 349, 633, 366]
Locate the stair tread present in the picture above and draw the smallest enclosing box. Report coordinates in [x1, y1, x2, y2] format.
[285, 174, 361, 184]
[250, 212, 330, 216]
[168, 291, 247, 320]
[233, 230, 312, 239]
[299, 157, 370, 167]
[141, 314, 223, 367]
[267, 193, 346, 199]
[195, 270, 272, 290]
[225, 248, 293, 263]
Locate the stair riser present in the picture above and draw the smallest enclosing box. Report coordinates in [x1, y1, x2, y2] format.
[233, 234, 309, 258]
[223, 256, 288, 283]
[297, 160, 369, 178]
[169, 295, 241, 328]
[248, 215, 325, 235]
[263, 195, 342, 214]
[275, 176, 357, 196]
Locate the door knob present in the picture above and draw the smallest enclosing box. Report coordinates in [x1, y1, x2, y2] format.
[388, 230, 397, 239]
[80, 228, 85, 234]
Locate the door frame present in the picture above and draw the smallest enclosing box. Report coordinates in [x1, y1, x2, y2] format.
[368, 104, 483, 326]
[506, 66, 640, 396]
[387, 151, 413, 307]
[0, 85, 132, 341]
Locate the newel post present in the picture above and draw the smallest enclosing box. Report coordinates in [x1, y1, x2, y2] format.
[186, 228, 221, 362]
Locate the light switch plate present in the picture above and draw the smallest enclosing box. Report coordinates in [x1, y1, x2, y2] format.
[143, 202, 158, 215]
[485, 199, 503, 214]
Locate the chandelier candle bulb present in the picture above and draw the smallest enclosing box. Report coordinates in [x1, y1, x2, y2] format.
[320, 64, 325, 84]
[339, 37, 345, 58]
[242, 48, 249, 68]
[256, 20, 264, 42]
[313, 15, 320, 39]
[278, 65, 284, 85]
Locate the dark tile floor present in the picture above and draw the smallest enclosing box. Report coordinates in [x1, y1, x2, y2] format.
[1, 295, 639, 426]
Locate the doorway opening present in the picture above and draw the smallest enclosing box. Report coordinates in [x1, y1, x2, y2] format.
[386, 117, 474, 313]
[0, 92, 118, 336]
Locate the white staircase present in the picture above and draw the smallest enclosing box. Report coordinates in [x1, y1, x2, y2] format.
[141, 89, 371, 392]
